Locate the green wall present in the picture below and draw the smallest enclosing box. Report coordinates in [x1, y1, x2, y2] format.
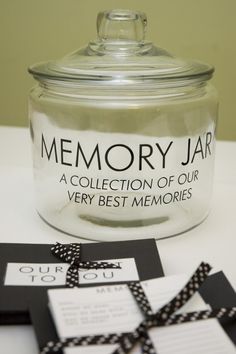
[1, 0, 236, 140]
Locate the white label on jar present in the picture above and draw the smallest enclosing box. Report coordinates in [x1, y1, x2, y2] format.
[4, 258, 139, 286]
[32, 115, 215, 231]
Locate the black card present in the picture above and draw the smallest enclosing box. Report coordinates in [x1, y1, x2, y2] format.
[199, 271, 236, 345]
[0, 239, 163, 325]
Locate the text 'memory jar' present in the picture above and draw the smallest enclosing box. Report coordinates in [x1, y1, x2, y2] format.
[28, 9, 218, 241]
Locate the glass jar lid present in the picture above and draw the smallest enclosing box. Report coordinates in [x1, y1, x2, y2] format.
[29, 9, 214, 86]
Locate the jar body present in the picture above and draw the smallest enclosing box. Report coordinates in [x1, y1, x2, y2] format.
[29, 83, 218, 241]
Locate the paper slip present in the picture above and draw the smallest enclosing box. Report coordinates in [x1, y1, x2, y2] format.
[48, 274, 236, 354]
[4, 258, 139, 286]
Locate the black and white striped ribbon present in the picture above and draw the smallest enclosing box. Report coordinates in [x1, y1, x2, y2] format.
[51, 242, 121, 288]
[41, 262, 236, 354]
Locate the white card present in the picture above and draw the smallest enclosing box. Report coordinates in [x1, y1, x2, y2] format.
[48, 274, 236, 354]
[4, 258, 139, 286]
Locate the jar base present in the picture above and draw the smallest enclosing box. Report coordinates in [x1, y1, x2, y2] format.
[37, 210, 209, 242]
[80, 214, 169, 228]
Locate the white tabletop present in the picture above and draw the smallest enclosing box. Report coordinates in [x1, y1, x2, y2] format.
[0, 126, 236, 354]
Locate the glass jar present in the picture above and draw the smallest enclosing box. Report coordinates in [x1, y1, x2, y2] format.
[28, 9, 218, 241]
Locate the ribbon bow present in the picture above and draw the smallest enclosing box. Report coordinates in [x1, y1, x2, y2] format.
[41, 262, 236, 354]
[51, 242, 121, 288]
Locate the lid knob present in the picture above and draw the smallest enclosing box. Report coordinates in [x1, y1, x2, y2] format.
[97, 9, 147, 42]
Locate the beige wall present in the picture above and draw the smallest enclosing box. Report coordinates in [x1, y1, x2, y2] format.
[0, 0, 235, 140]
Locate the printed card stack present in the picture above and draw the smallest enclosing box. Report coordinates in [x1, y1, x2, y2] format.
[45, 274, 235, 354]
